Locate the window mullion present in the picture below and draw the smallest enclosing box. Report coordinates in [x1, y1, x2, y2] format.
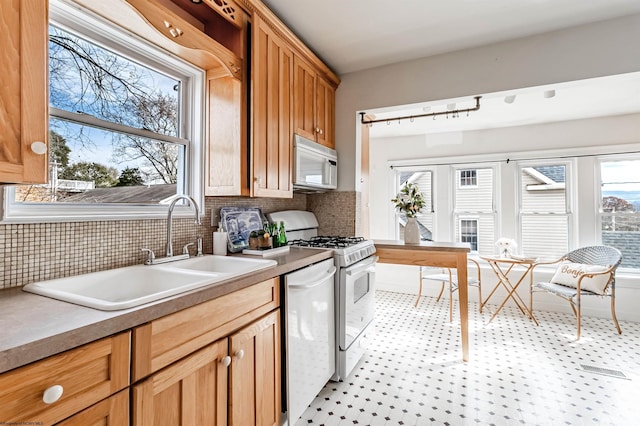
[50, 107, 189, 146]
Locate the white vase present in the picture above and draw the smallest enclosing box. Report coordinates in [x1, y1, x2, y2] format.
[404, 217, 420, 244]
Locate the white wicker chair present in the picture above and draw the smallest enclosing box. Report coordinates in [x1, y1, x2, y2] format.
[531, 245, 623, 340]
[416, 258, 482, 322]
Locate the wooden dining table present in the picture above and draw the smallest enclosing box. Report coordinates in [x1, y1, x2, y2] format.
[374, 240, 472, 361]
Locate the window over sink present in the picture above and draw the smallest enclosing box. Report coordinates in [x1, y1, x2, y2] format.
[2, 0, 205, 222]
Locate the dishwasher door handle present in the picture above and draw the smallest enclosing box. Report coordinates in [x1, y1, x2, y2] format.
[288, 266, 337, 290]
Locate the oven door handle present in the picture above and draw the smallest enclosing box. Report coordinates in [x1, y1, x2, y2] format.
[288, 266, 337, 290]
[345, 255, 379, 276]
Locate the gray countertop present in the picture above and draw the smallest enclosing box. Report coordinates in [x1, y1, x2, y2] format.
[0, 247, 333, 374]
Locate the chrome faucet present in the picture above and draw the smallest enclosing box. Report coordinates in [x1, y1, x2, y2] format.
[141, 195, 202, 265]
[166, 195, 201, 257]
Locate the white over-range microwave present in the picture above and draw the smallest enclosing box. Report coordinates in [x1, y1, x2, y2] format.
[293, 134, 338, 193]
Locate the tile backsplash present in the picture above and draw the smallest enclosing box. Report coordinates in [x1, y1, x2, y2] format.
[0, 192, 359, 289]
[307, 191, 358, 236]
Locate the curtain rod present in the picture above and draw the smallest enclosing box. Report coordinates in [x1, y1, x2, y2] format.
[360, 96, 482, 125]
[389, 149, 640, 169]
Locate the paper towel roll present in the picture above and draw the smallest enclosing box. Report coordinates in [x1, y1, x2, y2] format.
[213, 232, 228, 255]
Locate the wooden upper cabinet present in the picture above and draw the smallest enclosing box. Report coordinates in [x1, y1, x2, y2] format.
[315, 75, 335, 148]
[0, 0, 49, 184]
[76, 0, 246, 79]
[251, 14, 293, 198]
[293, 55, 336, 149]
[205, 73, 248, 196]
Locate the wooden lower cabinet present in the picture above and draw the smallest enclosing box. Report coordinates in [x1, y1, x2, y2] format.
[229, 310, 280, 426]
[56, 389, 129, 426]
[132, 339, 229, 425]
[0, 332, 130, 425]
[132, 309, 281, 426]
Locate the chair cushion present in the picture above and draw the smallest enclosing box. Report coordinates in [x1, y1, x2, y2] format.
[534, 281, 581, 298]
[550, 262, 610, 295]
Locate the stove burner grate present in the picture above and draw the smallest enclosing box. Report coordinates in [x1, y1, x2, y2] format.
[288, 236, 366, 249]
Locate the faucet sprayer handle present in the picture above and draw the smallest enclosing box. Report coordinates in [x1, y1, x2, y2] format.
[182, 242, 194, 255]
[196, 236, 203, 257]
[141, 248, 155, 265]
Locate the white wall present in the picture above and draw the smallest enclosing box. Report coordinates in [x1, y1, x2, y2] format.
[335, 13, 640, 192]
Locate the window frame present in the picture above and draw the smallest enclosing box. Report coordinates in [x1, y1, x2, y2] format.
[452, 163, 498, 255]
[385, 144, 640, 276]
[597, 154, 640, 271]
[392, 166, 435, 240]
[1, 0, 205, 223]
[516, 159, 574, 259]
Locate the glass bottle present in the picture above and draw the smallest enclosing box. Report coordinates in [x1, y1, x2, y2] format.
[277, 221, 287, 246]
[270, 222, 280, 247]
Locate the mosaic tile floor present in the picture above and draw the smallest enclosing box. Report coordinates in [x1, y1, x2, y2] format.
[295, 291, 640, 426]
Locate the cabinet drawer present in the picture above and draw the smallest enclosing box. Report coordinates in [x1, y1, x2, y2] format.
[133, 277, 279, 381]
[56, 388, 129, 426]
[0, 331, 130, 425]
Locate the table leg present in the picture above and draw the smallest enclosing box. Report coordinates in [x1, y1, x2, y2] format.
[487, 263, 539, 325]
[457, 253, 469, 362]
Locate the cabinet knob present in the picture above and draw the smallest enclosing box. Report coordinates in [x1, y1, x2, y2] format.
[42, 385, 64, 404]
[229, 62, 240, 74]
[234, 349, 244, 360]
[220, 355, 231, 367]
[169, 28, 183, 38]
[31, 141, 47, 155]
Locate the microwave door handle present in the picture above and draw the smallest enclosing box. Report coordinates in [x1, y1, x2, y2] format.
[288, 266, 337, 289]
[345, 255, 379, 276]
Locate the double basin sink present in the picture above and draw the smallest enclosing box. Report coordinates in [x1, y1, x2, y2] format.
[23, 255, 277, 311]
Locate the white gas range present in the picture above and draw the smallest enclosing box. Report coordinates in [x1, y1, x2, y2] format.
[268, 210, 377, 383]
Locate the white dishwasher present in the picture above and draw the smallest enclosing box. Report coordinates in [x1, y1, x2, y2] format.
[284, 258, 336, 425]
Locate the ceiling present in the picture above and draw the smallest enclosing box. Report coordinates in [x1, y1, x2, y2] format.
[364, 72, 640, 137]
[261, 0, 640, 75]
[261, 0, 640, 137]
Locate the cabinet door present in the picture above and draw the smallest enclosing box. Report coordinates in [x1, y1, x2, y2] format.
[132, 340, 229, 426]
[229, 310, 281, 426]
[252, 15, 293, 198]
[292, 55, 317, 142]
[132, 278, 279, 382]
[205, 73, 248, 196]
[315, 76, 335, 148]
[0, 0, 48, 184]
[56, 389, 129, 426]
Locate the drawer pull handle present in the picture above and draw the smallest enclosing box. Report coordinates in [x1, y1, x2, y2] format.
[43, 385, 64, 404]
[221, 355, 231, 367]
[235, 349, 244, 360]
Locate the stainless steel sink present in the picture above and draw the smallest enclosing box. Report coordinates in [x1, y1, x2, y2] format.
[22, 255, 277, 311]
